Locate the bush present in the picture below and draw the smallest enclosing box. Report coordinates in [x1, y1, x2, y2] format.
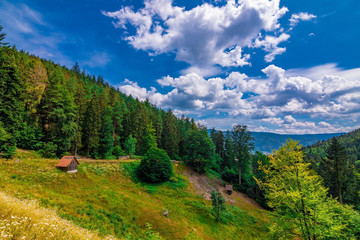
[112, 145, 125, 158]
[41, 142, 57, 158]
[137, 147, 173, 183]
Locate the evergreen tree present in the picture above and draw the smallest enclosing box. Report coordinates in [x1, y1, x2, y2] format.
[0, 25, 8, 46]
[82, 94, 101, 157]
[99, 105, 114, 159]
[210, 191, 226, 222]
[40, 66, 77, 156]
[231, 125, 254, 185]
[0, 121, 16, 158]
[140, 123, 157, 155]
[320, 137, 349, 204]
[183, 128, 215, 173]
[72, 62, 81, 75]
[125, 134, 137, 157]
[0, 47, 24, 154]
[112, 99, 127, 139]
[161, 110, 179, 159]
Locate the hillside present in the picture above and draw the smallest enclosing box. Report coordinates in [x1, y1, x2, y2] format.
[303, 128, 360, 210]
[303, 128, 360, 163]
[0, 150, 270, 240]
[252, 132, 343, 154]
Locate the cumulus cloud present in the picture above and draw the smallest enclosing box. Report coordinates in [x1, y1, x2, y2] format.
[289, 12, 317, 27]
[117, 63, 360, 134]
[102, 0, 290, 70]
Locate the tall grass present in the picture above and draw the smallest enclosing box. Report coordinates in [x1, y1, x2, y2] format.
[0, 191, 116, 239]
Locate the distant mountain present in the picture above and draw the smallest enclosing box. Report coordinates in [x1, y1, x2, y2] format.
[251, 132, 343, 154]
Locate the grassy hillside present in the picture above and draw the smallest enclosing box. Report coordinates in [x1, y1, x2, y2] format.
[0, 150, 271, 239]
[0, 191, 115, 239]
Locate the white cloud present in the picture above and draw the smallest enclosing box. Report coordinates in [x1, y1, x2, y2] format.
[252, 33, 290, 62]
[117, 63, 360, 134]
[102, 0, 289, 70]
[289, 12, 317, 27]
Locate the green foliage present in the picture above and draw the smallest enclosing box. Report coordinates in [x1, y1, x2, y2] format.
[210, 190, 226, 222]
[221, 166, 238, 183]
[16, 123, 43, 150]
[99, 105, 114, 159]
[41, 142, 58, 158]
[257, 139, 360, 239]
[140, 123, 157, 155]
[304, 129, 360, 209]
[0, 25, 7, 46]
[0, 121, 16, 159]
[0, 47, 23, 144]
[112, 145, 125, 158]
[232, 125, 254, 185]
[319, 137, 349, 203]
[137, 147, 173, 183]
[183, 128, 215, 173]
[160, 109, 179, 159]
[125, 134, 137, 157]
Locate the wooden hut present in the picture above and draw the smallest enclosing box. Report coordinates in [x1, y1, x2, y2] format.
[56, 156, 79, 173]
[226, 184, 233, 195]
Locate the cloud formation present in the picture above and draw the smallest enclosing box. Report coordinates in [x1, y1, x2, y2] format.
[289, 12, 316, 27]
[116, 64, 360, 134]
[102, 0, 291, 72]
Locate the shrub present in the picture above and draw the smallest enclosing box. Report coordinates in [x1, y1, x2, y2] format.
[41, 142, 57, 158]
[112, 145, 125, 158]
[137, 147, 173, 183]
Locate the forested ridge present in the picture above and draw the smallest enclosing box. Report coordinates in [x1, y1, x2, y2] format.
[0, 43, 203, 160]
[304, 129, 360, 209]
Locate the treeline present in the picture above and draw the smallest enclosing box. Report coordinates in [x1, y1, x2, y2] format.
[303, 129, 360, 210]
[0, 43, 210, 160]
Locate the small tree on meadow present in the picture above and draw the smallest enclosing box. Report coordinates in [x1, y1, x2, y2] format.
[210, 190, 226, 222]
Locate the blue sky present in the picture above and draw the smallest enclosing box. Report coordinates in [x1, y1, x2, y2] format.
[1, 0, 360, 134]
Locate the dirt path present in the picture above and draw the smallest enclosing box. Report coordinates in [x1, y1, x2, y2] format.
[183, 169, 263, 210]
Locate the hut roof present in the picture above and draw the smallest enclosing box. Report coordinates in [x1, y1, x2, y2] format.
[226, 185, 233, 191]
[56, 156, 79, 167]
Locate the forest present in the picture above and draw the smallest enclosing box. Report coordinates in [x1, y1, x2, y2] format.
[1, 25, 360, 239]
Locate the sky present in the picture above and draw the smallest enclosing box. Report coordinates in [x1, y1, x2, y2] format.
[1, 0, 360, 134]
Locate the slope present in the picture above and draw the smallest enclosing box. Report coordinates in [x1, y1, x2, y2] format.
[0, 149, 271, 240]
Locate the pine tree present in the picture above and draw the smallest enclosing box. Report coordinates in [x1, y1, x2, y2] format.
[0, 46, 24, 155]
[82, 94, 101, 157]
[161, 110, 180, 159]
[140, 123, 157, 155]
[39, 66, 77, 156]
[320, 137, 349, 203]
[0, 25, 8, 46]
[125, 134, 136, 158]
[99, 105, 114, 159]
[231, 125, 254, 185]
